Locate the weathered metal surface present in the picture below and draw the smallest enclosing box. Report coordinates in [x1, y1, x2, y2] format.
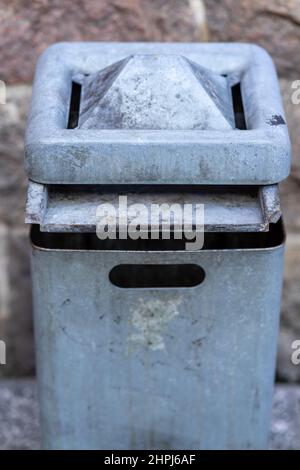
[25, 181, 48, 225]
[25, 42, 291, 185]
[31, 228, 284, 450]
[25, 181, 281, 233]
[78, 55, 235, 130]
[259, 185, 281, 224]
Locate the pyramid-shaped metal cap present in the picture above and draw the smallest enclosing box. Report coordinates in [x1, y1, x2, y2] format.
[78, 54, 235, 130]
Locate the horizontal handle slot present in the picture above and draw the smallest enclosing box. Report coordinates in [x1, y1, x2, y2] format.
[109, 264, 205, 288]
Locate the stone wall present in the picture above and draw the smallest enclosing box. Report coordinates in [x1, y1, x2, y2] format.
[0, 0, 300, 381]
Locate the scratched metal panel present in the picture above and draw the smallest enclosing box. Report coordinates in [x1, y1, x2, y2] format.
[31, 234, 284, 450]
[25, 181, 281, 233]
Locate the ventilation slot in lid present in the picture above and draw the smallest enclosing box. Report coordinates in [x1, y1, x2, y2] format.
[67, 81, 82, 129]
[232, 83, 247, 130]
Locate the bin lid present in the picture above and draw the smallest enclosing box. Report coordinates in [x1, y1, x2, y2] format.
[25, 43, 290, 185]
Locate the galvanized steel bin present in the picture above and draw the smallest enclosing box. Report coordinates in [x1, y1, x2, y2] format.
[25, 43, 291, 450]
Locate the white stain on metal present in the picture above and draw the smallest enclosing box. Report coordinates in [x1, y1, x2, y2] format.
[128, 297, 182, 351]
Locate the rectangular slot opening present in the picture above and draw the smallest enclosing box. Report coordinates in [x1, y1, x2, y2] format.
[109, 264, 205, 288]
[232, 83, 247, 130]
[67, 81, 82, 129]
[31, 219, 284, 252]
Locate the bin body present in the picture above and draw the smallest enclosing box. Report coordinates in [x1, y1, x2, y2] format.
[31, 231, 284, 450]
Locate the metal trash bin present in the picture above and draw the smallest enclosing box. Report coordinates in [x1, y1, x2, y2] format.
[25, 43, 291, 450]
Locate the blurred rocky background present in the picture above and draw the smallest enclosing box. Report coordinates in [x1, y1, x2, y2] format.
[0, 0, 299, 382]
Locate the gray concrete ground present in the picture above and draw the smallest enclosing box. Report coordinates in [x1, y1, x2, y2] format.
[270, 385, 300, 450]
[0, 379, 40, 450]
[0, 379, 299, 450]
